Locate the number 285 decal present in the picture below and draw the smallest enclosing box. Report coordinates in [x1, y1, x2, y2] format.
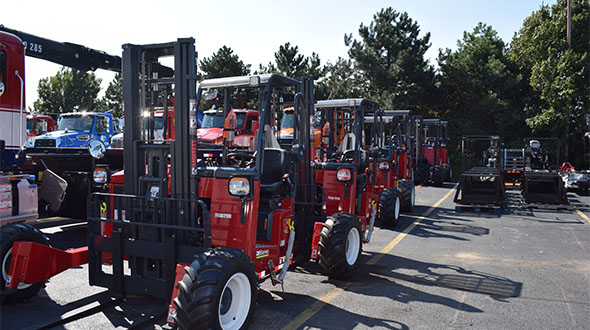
[22, 41, 43, 54]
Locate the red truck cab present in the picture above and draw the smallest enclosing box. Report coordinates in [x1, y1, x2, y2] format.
[26, 113, 56, 147]
[197, 108, 258, 147]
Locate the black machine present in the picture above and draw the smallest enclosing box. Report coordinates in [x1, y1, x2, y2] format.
[454, 135, 506, 208]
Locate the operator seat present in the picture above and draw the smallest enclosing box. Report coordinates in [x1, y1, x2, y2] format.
[260, 125, 288, 196]
[338, 132, 369, 172]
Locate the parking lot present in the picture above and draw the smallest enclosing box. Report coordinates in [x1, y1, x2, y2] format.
[1, 184, 589, 330]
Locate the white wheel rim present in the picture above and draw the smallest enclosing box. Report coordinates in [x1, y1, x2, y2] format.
[411, 187, 415, 207]
[345, 227, 361, 266]
[394, 196, 400, 219]
[219, 272, 251, 330]
[2, 247, 32, 290]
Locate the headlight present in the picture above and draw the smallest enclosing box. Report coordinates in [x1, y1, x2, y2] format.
[379, 161, 389, 170]
[229, 177, 250, 196]
[337, 168, 352, 182]
[93, 168, 108, 184]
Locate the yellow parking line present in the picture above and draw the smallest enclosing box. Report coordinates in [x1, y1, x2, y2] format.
[282, 185, 457, 330]
[416, 183, 424, 188]
[576, 209, 590, 224]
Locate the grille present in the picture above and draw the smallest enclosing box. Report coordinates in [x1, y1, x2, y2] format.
[35, 139, 56, 147]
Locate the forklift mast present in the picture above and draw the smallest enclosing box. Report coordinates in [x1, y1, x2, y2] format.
[88, 39, 207, 300]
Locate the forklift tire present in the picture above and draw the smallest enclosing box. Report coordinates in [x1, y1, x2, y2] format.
[318, 213, 362, 279]
[1, 223, 50, 302]
[377, 188, 401, 227]
[443, 165, 452, 182]
[398, 181, 415, 212]
[433, 167, 444, 187]
[174, 247, 257, 330]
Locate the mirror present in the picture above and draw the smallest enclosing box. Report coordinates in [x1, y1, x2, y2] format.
[88, 139, 106, 159]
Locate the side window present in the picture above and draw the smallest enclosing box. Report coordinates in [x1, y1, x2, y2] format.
[0, 51, 6, 95]
[96, 116, 106, 132]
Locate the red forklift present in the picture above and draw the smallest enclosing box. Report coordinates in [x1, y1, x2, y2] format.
[5, 37, 324, 330]
[413, 118, 450, 187]
[374, 110, 417, 216]
[308, 99, 388, 276]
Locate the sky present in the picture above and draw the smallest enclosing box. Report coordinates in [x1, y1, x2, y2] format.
[3, 0, 555, 109]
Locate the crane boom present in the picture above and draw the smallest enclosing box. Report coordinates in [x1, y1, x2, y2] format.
[0, 25, 121, 72]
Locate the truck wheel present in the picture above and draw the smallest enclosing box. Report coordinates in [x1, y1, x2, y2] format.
[318, 213, 362, 279]
[433, 167, 444, 187]
[174, 247, 256, 330]
[398, 181, 415, 212]
[1, 223, 50, 302]
[377, 188, 401, 227]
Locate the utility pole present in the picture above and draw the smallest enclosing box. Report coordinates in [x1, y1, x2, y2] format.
[564, 0, 572, 161]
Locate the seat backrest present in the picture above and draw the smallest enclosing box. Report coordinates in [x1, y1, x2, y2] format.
[261, 148, 288, 184]
[337, 132, 356, 153]
[264, 125, 280, 148]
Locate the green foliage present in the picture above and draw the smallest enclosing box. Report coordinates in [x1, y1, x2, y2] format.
[200, 46, 251, 79]
[33, 67, 102, 114]
[101, 73, 122, 117]
[437, 23, 528, 145]
[509, 0, 589, 162]
[321, 57, 365, 99]
[345, 7, 435, 111]
[258, 42, 326, 80]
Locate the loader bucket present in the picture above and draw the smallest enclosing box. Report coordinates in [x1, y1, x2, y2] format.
[521, 171, 568, 204]
[454, 167, 506, 206]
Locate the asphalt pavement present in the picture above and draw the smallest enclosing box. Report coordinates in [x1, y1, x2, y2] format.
[1, 184, 589, 330]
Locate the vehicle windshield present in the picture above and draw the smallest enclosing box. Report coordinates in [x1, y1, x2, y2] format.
[58, 115, 94, 133]
[26, 119, 35, 133]
[201, 113, 224, 128]
[281, 113, 294, 129]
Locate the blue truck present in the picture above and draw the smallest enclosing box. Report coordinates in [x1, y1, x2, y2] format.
[33, 110, 119, 148]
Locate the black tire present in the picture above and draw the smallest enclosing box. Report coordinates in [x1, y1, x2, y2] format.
[443, 164, 452, 182]
[432, 167, 444, 187]
[1, 223, 50, 302]
[318, 213, 362, 279]
[174, 247, 257, 330]
[398, 180, 415, 212]
[377, 188, 401, 227]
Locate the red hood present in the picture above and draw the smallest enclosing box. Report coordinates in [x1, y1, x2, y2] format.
[197, 127, 223, 142]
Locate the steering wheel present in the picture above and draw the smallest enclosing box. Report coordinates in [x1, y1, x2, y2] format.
[342, 150, 356, 162]
[227, 152, 255, 167]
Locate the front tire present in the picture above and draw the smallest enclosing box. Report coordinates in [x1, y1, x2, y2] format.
[1, 223, 50, 302]
[398, 180, 415, 212]
[318, 213, 362, 279]
[377, 188, 401, 227]
[174, 247, 257, 330]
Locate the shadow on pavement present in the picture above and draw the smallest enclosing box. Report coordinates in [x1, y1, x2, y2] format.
[345, 253, 522, 303]
[255, 289, 410, 330]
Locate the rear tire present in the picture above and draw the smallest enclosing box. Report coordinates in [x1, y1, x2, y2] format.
[174, 247, 257, 330]
[377, 188, 401, 227]
[318, 213, 362, 279]
[433, 167, 444, 187]
[1, 223, 50, 302]
[398, 181, 415, 212]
